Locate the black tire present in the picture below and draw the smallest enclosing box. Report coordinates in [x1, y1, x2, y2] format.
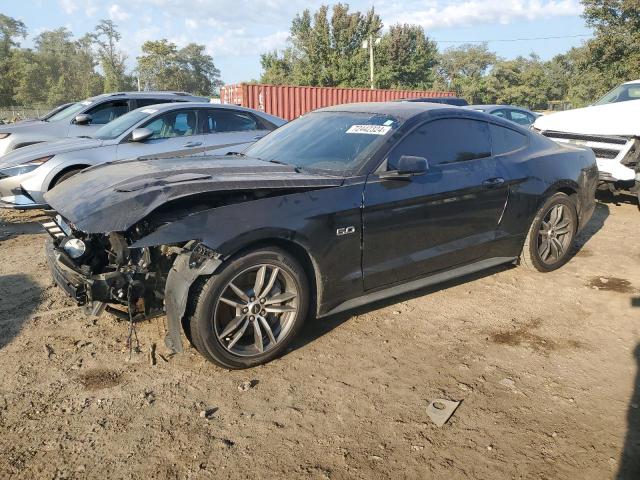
[50, 168, 84, 189]
[188, 247, 309, 369]
[520, 192, 578, 272]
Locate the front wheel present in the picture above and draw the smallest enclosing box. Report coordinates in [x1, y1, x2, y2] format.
[188, 247, 309, 369]
[520, 192, 578, 272]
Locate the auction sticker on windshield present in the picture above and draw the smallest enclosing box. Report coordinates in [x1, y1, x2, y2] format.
[346, 125, 392, 135]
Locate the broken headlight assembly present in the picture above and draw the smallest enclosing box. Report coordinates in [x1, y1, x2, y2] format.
[62, 238, 87, 259]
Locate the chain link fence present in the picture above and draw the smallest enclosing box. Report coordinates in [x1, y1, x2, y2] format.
[0, 106, 53, 124]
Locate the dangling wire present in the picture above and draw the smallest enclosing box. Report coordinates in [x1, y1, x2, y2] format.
[126, 283, 140, 360]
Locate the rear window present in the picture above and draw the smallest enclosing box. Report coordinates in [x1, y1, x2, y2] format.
[206, 110, 258, 132]
[490, 123, 528, 155]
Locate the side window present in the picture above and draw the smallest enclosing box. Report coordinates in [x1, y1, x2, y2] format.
[135, 98, 173, 109]
[86, 100, 129, 125]
[491, 109, 509, 119]
[388, 118, 491, 170]
[205, 110, 258, 133]
[143, 110, 198, 139]
[489, 123, 528, 155]
[509, 110, 535, 125]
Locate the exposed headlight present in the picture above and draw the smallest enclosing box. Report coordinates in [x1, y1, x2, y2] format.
[0, 155, 54, 177]
[62, 238, 86, 259]
[0, 133, 10, 139]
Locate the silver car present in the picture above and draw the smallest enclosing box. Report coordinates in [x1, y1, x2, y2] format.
[0, 102, 285, 209]
[0, 91, 209, 156]
[465, 105, 541, 126]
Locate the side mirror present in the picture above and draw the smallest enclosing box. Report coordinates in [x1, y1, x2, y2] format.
[74, 113, 92, 125]
[397, 155, 429, 175]
[130, 127, 154, 142]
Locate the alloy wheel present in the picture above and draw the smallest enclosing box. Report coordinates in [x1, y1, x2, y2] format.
[536, 204, 574, 264]
[214, 264, 299, 357]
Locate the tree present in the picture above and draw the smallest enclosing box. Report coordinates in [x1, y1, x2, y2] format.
[578, 0, 640, 97]
[93, 19, 130, 92]
[176, 43, 223, 95]
[0, 14, 27, 106]
[482, 54, 562, 109]
[13, 27, 103, 105]
[260, 4, 382, 87]
[376, 24, 438, 90]
[136, 40, 222, 95]
[260, 50, 294, 85]
[137, 40, 182, 91]
[435, 44, 497, 103]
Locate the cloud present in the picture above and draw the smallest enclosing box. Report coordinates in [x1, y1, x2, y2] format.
[185, 18, 198, 29]
[108, 4, 131, 21]
[383, 0, 583, 30]
[59, 0, 78, 14]
[206, 30, 290, 57]
[84, 1, 99, 17]
[137, 0, 308, 25]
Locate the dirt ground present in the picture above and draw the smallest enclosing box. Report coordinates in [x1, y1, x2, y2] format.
[1, 193, 639, 480]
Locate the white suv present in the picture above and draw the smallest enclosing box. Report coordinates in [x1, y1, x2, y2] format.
[533, 80, 640, 198]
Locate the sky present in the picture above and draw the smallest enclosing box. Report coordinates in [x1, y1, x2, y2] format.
[3, 0, 593, 85]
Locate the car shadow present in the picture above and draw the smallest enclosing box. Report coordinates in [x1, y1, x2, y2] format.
[597, 190, 639, 208]
[571, 201, 610, 257]
[292, 263, 517, 352]
[0, 274, 42, 350]
[618, 296, 640, 479]
[0, 210, 47, 244]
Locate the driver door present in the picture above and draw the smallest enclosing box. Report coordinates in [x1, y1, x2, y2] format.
[115, 108, 206, 160]
[362, 117, 509, 290]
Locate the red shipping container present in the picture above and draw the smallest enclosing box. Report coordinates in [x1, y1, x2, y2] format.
[220, 83, 456, 121]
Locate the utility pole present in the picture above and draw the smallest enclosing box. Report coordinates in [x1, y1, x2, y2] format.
[362, 34, 381, 89]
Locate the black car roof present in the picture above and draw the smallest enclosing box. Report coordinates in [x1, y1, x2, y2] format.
[316, 102, 464, 120]
[314, 101, 532, 134]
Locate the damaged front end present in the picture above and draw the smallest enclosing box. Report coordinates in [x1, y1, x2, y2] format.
[43, 214, 221, 352]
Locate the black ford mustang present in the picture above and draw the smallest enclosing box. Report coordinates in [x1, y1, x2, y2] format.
[43, 102, 598, 369]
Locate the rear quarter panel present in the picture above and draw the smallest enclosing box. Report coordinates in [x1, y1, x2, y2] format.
[492, 134, 597, 257]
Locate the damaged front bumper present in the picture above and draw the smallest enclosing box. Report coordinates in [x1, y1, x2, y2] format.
[46, 224, 224, 354]
[45, 238, 127, 306]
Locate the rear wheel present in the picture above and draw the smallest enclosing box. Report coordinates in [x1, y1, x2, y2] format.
[520, 192, 577, 272]
[188, 247, 309, 369]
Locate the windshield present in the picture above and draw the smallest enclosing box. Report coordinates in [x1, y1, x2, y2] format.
[47, 101, 91, 122]
[594, 83, 640, 105]
[92, 110, 153, 140]
[244, 111, 401, 174]
[41, 103, 72, 120]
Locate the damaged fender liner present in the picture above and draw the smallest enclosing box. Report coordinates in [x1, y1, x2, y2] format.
[164, 244, 222, 353]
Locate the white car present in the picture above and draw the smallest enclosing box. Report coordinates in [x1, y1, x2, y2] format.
[533, 80, 640, 197]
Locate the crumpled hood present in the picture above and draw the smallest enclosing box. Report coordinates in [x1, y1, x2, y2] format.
[45, 156, 344, 233]
[0, 137, 104, 168]
[534, 100, 640, 136]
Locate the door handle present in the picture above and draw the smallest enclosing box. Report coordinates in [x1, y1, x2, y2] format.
[254, 135, 264, 140]
[482, 177, 505, 188]
[183, 141, 203, 148]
